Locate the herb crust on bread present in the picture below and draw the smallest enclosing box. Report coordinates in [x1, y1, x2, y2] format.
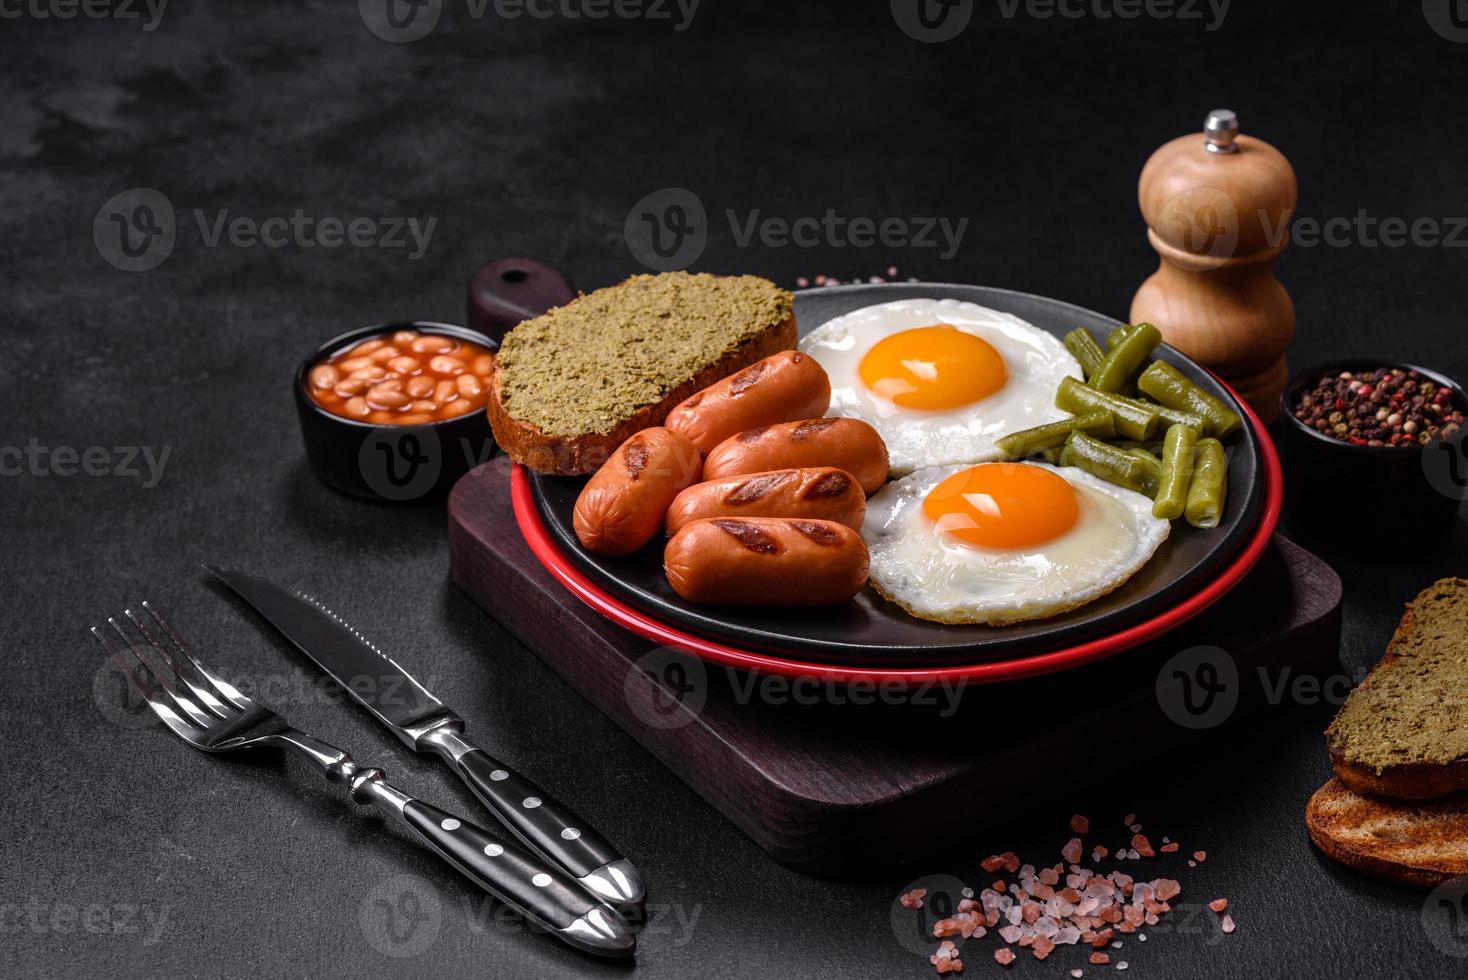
[488, 272, 795, 475]
[1326, 577, 1468, 800]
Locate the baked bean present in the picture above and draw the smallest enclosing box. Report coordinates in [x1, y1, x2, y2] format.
[439, 398, 479, 418]
[411, 336, 456, 354]
[368, 387, 410, 408]
[307, 331, 496, 425]
[309, 364, 340, 389]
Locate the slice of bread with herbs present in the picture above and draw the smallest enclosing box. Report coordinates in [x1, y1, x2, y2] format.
[1325, 577, 1468, 800]
[488, 272, 795, 475]
[1305, 777, 1468, 886]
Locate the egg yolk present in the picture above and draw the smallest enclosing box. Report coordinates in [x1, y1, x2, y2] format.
[857, 324, 1008, 410]
[922, 463, 1080, 549]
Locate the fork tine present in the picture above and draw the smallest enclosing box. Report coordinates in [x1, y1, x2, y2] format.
[90, 623, 205, 733]
[140, 600, 251, 710]
[106, 616, 215, 729]
[124, 606, 237, 719]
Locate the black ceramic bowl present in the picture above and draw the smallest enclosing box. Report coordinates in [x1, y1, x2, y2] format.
[294, 321, 497, 502]
[1278, 360, 1467, 550]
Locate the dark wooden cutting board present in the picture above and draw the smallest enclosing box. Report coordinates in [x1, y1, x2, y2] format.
[448, 456, 1342, 875]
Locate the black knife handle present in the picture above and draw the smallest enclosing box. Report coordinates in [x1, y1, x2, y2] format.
[341, 764, 633, 957]
[400, 797, 594, 929]
[451, 748, 626, 884]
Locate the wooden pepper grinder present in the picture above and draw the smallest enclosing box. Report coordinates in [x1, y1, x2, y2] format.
[1131, 110, 1297, 422]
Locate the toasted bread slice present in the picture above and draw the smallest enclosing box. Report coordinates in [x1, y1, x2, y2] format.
[488, 272, 795, 475]
[1325, 578, 1468, 800]
[1305, 778, 1468, 886]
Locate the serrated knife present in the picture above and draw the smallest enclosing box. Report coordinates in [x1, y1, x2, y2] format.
[206, 566, 644, 915]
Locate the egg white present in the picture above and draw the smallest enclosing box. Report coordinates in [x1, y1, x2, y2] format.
[862, 462, 1170, 626]
[798, 298, 1082, 475]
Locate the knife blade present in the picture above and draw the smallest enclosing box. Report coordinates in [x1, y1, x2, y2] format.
[206, 565, 644, 913]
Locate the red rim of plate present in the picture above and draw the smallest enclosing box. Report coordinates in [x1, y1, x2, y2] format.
[510, 389, 1282, 685]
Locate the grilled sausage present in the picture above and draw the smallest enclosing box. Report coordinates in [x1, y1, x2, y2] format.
[664, 351, 832, 455]
[665, 467, 865, 536]
[702, 418, 889, 494]
[664, 518, 869, 606]
[573, 427, 701, 556]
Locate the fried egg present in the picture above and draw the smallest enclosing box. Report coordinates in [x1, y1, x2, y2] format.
[863, 461, 1169, 625]
[798, 298, 1081, 474]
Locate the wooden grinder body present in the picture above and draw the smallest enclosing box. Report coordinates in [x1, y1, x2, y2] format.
[1131, 127, 1298, 422]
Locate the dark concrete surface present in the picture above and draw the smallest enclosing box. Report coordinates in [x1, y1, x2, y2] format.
[2, 2, 1466, 977]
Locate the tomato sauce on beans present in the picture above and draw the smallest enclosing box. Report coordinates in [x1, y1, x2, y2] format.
[306, 329, 495, 425]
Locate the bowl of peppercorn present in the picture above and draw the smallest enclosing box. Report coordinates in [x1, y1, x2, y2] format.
[1279, 361, 1467, 551]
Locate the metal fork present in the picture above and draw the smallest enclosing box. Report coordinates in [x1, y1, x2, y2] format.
[91, 602, 635, 958]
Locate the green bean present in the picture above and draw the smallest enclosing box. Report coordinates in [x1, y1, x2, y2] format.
[995, 412, 1116, 458]
[1056, 377, 1160, 441]
[1063, 328, 1106, 379]
[1184, 438, 1228, 528]
[1152, 423, 1200, 520]
[1091, 323, 1162, 393]
[1112, 439, 1167, 456]
[1059, 432, 1154, 494]
[1137, 360, 1244, 438]
[1106, 323, 1139, 349]
[1153, 403, 1209, 432]
[1079, 412, 1116, 438]
[1126, 447, 1162, 497]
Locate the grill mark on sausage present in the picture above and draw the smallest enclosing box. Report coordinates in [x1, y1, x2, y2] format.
[623, 441, 650, 480]
[683, 393, 703, 409]
[791, 352, 805, 363]
[725, 471, 794, 505]
[728, 362, 768, 395]
[802, 470, 852, 499]
[737, 426, 768, 443]
[788, 521, 842, 547]
[712, 519, 781, 554]
[792, 418, 839, 440]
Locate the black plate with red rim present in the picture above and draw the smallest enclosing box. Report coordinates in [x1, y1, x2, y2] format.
[519, 283, 1277, 672]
